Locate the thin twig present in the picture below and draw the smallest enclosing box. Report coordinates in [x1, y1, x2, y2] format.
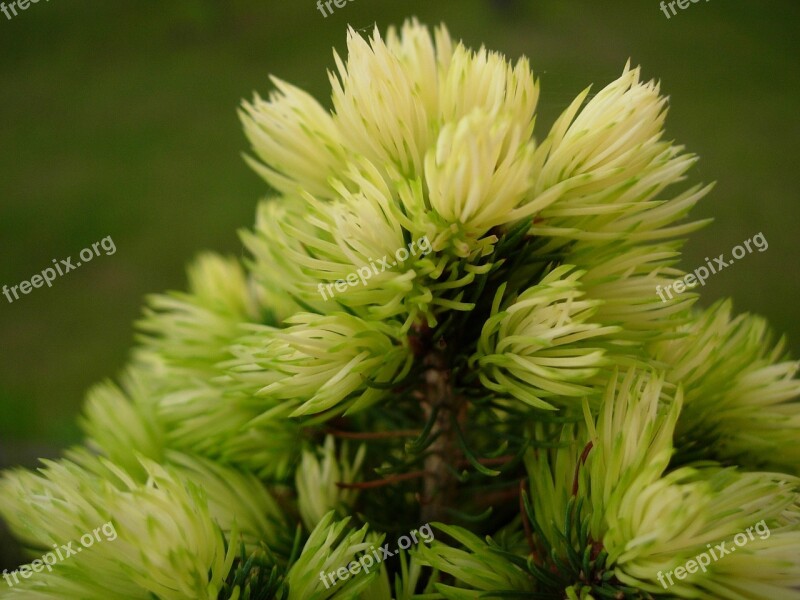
[455, 454, 516, 469]
[336, 470, 429, 490]
[572, 441, 594, 496]
[325, 428, 422, 440]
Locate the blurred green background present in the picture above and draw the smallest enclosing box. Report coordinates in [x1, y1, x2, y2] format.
[0, 0, 797, 563]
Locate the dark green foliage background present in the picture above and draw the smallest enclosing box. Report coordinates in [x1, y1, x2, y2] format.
[0, 0, 797, 568]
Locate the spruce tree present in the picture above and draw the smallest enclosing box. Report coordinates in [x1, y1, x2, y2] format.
[2, 19, 799, 600]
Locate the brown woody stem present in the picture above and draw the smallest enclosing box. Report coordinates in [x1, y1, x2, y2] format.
[420, 348, 465, 522]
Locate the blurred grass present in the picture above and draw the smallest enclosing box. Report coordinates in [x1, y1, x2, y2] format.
[0, 0, 797, 455]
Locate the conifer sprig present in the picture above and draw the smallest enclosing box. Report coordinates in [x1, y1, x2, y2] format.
[1, 18, 799, 600]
